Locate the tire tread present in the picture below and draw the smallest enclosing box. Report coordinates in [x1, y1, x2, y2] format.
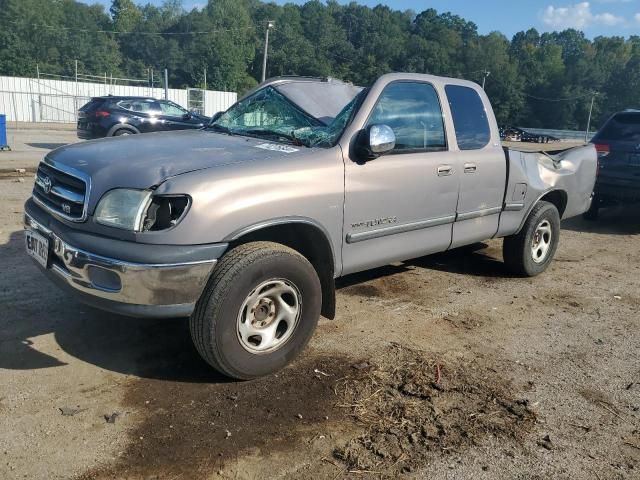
[190, 241, 310, 379]
[503, 201, 560, 277]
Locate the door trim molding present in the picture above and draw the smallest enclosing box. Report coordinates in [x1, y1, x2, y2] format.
[503, 202, 525, 212]
[455, 206, 502, 221]
[346, 215, 456, 244]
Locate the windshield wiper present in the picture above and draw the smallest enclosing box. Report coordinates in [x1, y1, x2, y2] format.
[242, 129, 308, 147]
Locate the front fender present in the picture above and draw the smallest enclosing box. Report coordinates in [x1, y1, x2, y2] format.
[132, 147, 346, 273]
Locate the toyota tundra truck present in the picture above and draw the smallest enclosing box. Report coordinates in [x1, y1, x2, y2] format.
[23, 73, 597, 379]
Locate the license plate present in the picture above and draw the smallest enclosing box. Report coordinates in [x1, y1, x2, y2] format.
[629, 154, 640, 166]
[25, 230, 49, 268]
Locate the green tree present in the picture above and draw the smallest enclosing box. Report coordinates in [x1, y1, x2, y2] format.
[110, 0, 142, 33]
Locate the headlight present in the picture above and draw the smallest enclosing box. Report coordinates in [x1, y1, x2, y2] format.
[95, 189, 152, 231]
[142, 195, 190, 231]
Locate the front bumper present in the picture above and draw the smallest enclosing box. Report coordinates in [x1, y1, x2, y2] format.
[24, 212, 219, 318]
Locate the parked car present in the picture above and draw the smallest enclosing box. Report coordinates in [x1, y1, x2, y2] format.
[500, 126, 521, 141]
[76, 96, 209, 139]
[500, 126, 559, 143]
[584, 110, 640, 219]
[25, 74, 597, 379]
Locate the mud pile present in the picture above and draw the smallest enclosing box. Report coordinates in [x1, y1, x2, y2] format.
[334, 344, 536, 473]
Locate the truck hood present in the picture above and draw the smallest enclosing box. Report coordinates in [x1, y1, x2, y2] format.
[47, 129, 310, 209]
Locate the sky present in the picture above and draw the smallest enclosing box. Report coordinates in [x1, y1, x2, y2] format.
[83, 0, 640, 38]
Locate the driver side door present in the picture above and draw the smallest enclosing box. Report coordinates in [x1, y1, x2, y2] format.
[341, 80, 460, 275]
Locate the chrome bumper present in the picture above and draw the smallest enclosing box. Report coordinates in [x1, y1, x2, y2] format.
[24, 213, 216, 315]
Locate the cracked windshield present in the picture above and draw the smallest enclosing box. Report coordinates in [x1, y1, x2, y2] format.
[210, 86, 361, 148]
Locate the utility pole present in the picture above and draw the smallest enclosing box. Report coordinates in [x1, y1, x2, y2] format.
[585, 92, 598, 142]
[482, 70, 491, 89]
[203, 67, 207, 91]
[164, 68, 169, 100]
[261, 20, 275, 83]
[74, 59, 79, 120]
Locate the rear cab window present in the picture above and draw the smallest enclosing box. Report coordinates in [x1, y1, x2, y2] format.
[445, 85, 491, 150]
[366, 81, 447, 152]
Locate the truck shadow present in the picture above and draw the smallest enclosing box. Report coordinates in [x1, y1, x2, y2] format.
[0, 230, 226, 384]
[337, 242, 511, 290]
[3, 230, 505, 382]
[562, 204, 640, 235]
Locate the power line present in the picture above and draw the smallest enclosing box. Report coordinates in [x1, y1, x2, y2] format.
[522, 91, 596, 102]
[4, 19, 255, 36]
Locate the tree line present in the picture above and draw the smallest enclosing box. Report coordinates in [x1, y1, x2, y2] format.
[2, 0, 640, 130]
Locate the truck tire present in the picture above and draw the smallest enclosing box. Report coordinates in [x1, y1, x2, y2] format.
[503, 201, 560, 277]
[582, 194, 600, 221]
[113, 129, 134, 136]
[190, 241, 322, 380]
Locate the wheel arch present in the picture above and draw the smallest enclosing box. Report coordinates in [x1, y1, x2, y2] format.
[540, 189, 568, 217]
[516, 188, 568, 234]
[107, 124, 140, 136]
[224, 218, 337, 320]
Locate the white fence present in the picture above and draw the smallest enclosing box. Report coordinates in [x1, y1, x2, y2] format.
[0, 75, 237, 123]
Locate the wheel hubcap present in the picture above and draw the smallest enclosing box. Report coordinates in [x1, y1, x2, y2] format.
[531, 219, 552, 264]
[237, 279, 301, 354]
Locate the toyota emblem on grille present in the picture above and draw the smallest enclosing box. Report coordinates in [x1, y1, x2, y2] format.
[42, 175, 52, 194]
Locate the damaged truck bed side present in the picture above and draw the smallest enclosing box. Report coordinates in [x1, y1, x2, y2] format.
[24, 73, 597, 379]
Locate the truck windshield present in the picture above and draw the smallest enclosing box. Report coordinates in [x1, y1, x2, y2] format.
[208, 86, 364, 148]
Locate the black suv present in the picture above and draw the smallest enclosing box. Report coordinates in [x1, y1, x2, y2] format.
[77, 96, 210, 139]
[585, 110, 640, 219]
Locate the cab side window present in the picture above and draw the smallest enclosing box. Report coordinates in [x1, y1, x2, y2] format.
[445, 85, 491, 150]
[367, 81, 446, 152]
[158, 101, 188, 117]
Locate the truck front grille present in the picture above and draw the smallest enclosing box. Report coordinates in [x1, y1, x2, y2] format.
[33, 161, 89, 222]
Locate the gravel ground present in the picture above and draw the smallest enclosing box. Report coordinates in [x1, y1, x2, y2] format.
[1, 174, 638, 480]
[0, 123, 80, 173]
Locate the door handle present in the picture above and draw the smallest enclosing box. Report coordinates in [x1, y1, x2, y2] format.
[464, 163, 477, 174]
[437, 165, 453, 176]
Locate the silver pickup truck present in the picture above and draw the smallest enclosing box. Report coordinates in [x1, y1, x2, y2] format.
[24, 73, 597, 379]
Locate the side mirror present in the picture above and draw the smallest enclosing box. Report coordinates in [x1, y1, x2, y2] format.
[358, 124, 395, 159]
[182, 112, 192, 120]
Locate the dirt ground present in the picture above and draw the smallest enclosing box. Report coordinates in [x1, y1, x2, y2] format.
[0, 123, 79, 173]
[1, 174, 639, 480]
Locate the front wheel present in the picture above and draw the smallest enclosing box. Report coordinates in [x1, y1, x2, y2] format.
[113, 129, 134, 136]
[190, 241, 322, 380]
[503, 201, 561, 277]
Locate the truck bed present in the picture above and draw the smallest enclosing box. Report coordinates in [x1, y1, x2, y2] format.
[497, 144, 598, 238]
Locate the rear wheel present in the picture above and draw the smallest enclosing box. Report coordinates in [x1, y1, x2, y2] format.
[190, 241, 322, 380]
[113, 129, 134, 136]
[503, 201, 560, 277]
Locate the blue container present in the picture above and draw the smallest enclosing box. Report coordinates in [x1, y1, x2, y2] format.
[0, 114, 7, 150]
